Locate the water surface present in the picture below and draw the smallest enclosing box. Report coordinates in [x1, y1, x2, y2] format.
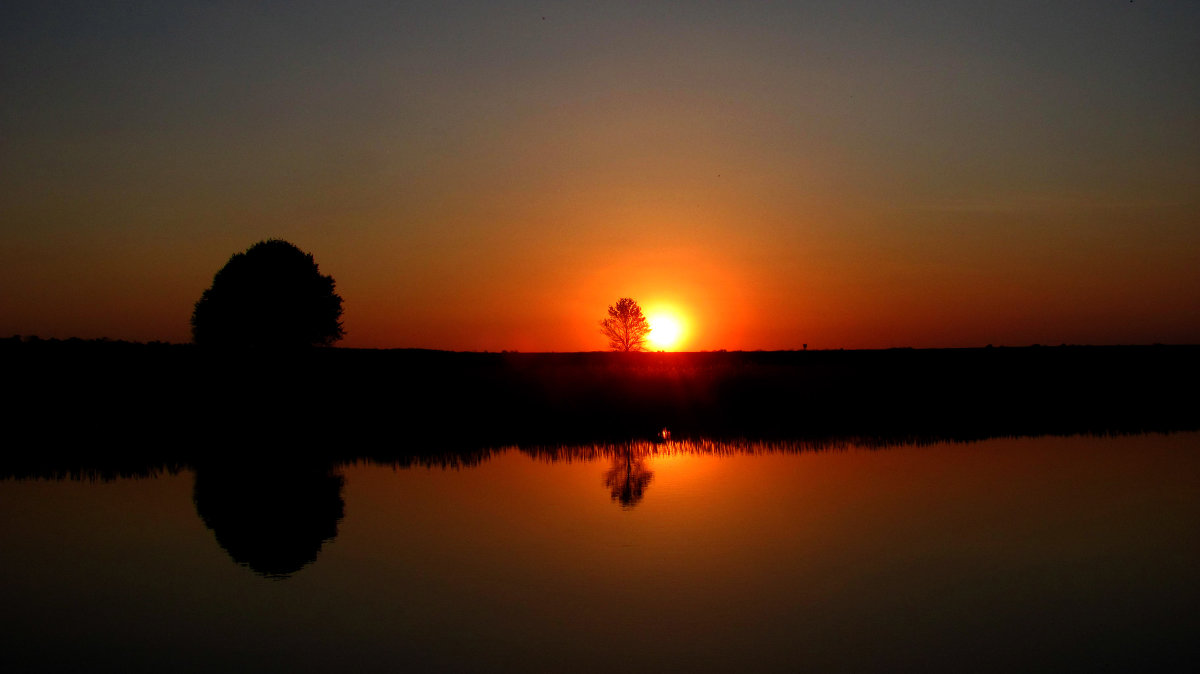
[2, 433, 1197, 671]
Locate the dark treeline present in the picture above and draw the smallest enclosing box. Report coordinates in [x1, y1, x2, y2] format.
[3, 338, 1197, 468]
[4, 338, 1196, 577]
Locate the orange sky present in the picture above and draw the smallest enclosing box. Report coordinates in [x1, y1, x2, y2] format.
[2, 2, 1198, 350]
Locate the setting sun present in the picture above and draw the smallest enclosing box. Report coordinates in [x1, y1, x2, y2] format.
[647, 312, 685, 350]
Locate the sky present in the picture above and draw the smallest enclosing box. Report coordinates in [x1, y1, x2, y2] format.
[2, 1, 1198, 351]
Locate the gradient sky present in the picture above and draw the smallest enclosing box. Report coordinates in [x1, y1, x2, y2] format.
[3, 1, 1197, 350]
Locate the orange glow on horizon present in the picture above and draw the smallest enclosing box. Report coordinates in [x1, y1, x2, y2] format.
[2, 5, 1198, 351]
[562, 245, 752, 353]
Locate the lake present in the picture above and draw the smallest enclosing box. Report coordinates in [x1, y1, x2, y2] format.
[2, 432, 1197, 672]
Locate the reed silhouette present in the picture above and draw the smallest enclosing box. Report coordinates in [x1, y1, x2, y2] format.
[3, 338, 1197, 453]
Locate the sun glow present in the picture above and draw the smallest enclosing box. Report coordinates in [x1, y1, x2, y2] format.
[647, 312, 684, 350]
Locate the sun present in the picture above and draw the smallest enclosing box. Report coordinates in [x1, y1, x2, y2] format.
[647, 312, 684, 350]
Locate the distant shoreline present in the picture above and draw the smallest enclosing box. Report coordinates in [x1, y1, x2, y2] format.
[5, 334, 1198, 353]
[5, 339, 1197, 454]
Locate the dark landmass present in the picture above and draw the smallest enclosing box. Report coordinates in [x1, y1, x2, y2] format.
[3, 337, 1197, 472]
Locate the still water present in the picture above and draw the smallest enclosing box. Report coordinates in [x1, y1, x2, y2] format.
[2, 433, 1197, 672]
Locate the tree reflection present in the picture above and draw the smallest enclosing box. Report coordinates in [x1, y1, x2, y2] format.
[603, 447, 654, 508]
[192, 463, 344, 579]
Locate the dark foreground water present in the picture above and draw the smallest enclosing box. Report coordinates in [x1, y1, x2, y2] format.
[2, 432, 1197, 672]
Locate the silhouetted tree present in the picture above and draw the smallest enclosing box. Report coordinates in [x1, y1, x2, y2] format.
[191, 239, 344, 347]
[600, 297, 650, 352]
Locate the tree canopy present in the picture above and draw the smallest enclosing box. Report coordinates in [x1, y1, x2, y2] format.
[191, 239, 344, 348]
[600, 297, 650, 352]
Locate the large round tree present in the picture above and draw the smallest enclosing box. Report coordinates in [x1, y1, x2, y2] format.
[191, 239, 344, 348]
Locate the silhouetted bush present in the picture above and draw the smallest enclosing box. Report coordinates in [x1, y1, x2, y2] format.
[191, 239, 343, 348]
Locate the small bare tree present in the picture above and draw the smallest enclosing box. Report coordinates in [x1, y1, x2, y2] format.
[600, 297, 650, 352]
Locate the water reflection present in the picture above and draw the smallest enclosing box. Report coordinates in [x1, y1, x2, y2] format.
[192, 463, 344, 578]
[1, 431, 1192, 578]
[3, 431, 1196, 672]
[603, 448, 654, 508]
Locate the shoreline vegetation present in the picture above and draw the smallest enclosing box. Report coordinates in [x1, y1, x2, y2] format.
[5, 337, 1196, 470]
